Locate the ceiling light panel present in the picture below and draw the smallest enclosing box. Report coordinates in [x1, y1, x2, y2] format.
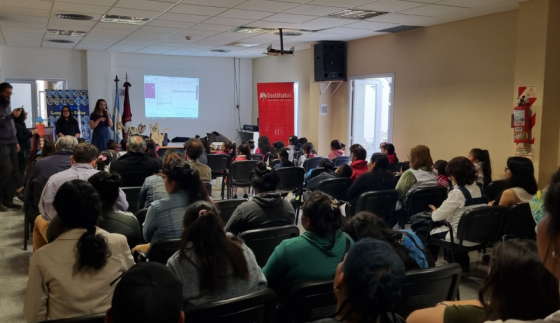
[101, 15, 151, 25]
[328, 9, 389, 20]
[226, 41, 261, 47]
[47, 29, 87, 36]
[107, 8, 162, 19]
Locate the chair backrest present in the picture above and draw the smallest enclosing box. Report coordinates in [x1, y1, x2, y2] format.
[276, 166, 305, 191]
[355, 190, 399, 224]
[395, 263, 462, 318]
[269, 159, 280, 167]
[286, 280, 336, 323]
[316, 178, 354, 201]
[149, 238, 181, 264]
[229, 160, 260, 185]
[388, 162, 402, 174]
[204, 182, 212, 196]
[485, 179, 506, 201]
[309, 167, 327, 180]
[501, 203, 536, 239]
[303, 156, 325, 172]
[40, 313, 105, 323]
[252, 153, 263, 161]
[214, 199, 248, 225]
[122, 186, 142, 215]
[183, 288, 276, 323]
[239, 225, 300, 267]
[135, 208, 148, 242]
[405, 186, 448, 216]
[456, 206, 507, 245]
[332, 155, 351, 166]
[206, 154, 231, 177]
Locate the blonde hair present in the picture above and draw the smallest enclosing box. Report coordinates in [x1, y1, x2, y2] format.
[409, 145, 434, 171]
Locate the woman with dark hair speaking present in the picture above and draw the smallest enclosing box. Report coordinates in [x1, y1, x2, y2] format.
[56, 106, 80, 138]
[491, 156, 537, 207]
[24, 180, 134, 323]
[89, 99, 112, 152]
[167, 201, 266, 305]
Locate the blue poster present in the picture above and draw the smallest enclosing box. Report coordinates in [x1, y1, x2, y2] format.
[46, 90, 91, 142]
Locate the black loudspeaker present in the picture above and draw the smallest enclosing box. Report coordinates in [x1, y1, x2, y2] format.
[314, 41, 347, 82]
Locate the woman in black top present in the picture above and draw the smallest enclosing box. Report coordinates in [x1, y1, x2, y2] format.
[55, 106, 80, 138]
[14, 108, 36, 186]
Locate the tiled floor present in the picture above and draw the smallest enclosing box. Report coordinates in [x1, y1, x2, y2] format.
[0, 187, 489, 323]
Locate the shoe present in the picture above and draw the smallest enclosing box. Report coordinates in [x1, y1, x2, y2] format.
[0, 204, 7, 212]
[3, 201, 22, 209]
[243, 194, 248, 199]
[232, 195, 238, 199]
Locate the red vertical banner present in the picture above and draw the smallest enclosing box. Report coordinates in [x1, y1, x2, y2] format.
[257, 82, 294, 144]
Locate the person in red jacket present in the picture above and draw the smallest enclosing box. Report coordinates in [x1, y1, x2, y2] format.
[350, 146, 369, 182]
[382, 143, 399, 164]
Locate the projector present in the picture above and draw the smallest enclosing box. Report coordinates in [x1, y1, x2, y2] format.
[243, 125, 259, 131]
[265, 28, 295, 56]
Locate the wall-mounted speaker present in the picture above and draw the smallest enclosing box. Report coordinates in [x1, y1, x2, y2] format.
[314, 41, 347, 82]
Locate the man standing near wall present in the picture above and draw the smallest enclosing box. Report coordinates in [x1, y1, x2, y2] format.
[0, 82, 22, 212]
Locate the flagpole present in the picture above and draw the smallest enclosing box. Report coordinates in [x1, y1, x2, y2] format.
[113, 75, 121, 142]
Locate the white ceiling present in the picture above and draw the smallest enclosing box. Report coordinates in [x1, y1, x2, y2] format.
[0, 0, 527, 58]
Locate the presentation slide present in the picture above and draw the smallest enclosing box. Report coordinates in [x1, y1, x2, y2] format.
[144, 75, 199, 119]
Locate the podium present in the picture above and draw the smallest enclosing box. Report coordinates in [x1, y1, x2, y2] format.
[237, 130, 259, 143]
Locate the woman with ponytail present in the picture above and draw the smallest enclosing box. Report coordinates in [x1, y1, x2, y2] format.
[24, 180, 134, 323]
[468, 148, 492, 187]
[263, 191, 353, 301]
[225, 162, 295, 235]
[167, 201, 266, 305]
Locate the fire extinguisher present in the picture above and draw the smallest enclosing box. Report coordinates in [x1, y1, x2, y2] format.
[513, 96, 531, 144]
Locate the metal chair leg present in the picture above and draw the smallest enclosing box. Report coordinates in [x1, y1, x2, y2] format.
[23, 216, 28, 251]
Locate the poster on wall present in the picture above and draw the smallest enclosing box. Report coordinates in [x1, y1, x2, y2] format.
[46, 90, 91, 142]
[257, 82, 294, 144]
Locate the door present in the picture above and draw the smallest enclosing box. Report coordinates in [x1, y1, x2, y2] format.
[8, 80, 36, 128]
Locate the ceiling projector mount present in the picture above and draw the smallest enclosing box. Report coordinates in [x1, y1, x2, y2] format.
[266, 29, 295, 56]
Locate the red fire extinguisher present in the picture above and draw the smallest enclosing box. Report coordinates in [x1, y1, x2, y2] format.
[513, 96, 531, 144]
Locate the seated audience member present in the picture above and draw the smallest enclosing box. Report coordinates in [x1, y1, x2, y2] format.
[407, 239, 560, 323]
[24, 180, 134, 323]
[225, 162, 295, 235]
[215, 140, 236, 162]
[288, 135, 300, 152]
[435, 160, 451, 189]
[263, 191, 353, 300]
[24, 136, 77, 229]
[348, 143, 362, 159]
[298, 142, 316, 166]
[427, 157, 488, 268]
[167, 201, 266, 305]
[22, 141, 57, 197]
[118, 138, 127, 157]
[106, 263, 185, 323]
[256, 136, 272, 161]
[138, 151, 182, 210]
[145, 138, 163, 168]
[328, 140, 345, 161]
[88, 172, 141, 249]
[468, 148, 492, 187]
[274, 147, 293, 169]
[231, 144, 253, 198]
[382, 143, 399, 164]
[95, 151, 112, 172]
[184, 138, 212, 183]
[135, 160, 208, 256]
[312, 238, 406, 323]
[308, 160, 353, 191]
[380, 141, 387, 152]
[104, 139, 119, 160]
[349, 146, 369, 182]
[344, 212, 429, 270]
[109, 136, 160, 187]
[491, 156, 537, 207]
[347, 153, 396, 212]
[34, 143, 129, 251]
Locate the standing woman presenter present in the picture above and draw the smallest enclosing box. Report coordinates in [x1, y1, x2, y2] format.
[89, 99, 112, 152]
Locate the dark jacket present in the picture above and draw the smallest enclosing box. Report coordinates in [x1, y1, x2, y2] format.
[307, 171, 338, 191]
[347, 170, 396, 208]
[15, 119, 32, 149]
[24, 151, 72, 221]
[109, 152, 160, 187]
[98, 210, 141, 249]
[0, 100, 16, 144]
[55, 117, 80, 137]
[225, 192, 295, 236]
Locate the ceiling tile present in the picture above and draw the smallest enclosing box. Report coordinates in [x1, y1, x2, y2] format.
[262, 14, 317, 23]
[95, 22, 142, 31]
[400, 4, 468, 16]
[244, 20, 304, 29]
[0, 0, 53, 10]
[148, 41, 185, 47]
[235, 1, 300, 13]
[180, 0, 248, 8]
[52, 2, 110, 14]
[162, 33, 208, 42]
[357, 0, 424, 12]
[56, 0, 118, 6]
[318, 27, 379, 35]
[202, 17, 256, 26]
[368, 13, 436, 25]
[283, 5, 343, 16]
[293, 17, 356, 29]
[305, 0, 374, 8]
[75, 42, 115, 50]
[6, 40, 42, 47]
[183, 44, 221, 49]
[436, 0, 507, 7]
[107, 8, 163, 19]
[47, 21, 97, 31]
[0, 21, 48, 29]
[217, 9, 275, 20]
[343, 21, 399, 30]
[164, 49, 202, 55]
[1, 7, 51, 17]
[140, 25, 183, 33]
[188, 23, 233, 31]
[148, 19, 198, 29]
[169, 4, 228, 16]
[158, 12, 210, 23]
[177, 28, 224, 36]
[114, 0, 175, 11]
[1, 25, 46, 33]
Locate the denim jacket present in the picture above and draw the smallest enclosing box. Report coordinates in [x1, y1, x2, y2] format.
[138, 174, 168, 210]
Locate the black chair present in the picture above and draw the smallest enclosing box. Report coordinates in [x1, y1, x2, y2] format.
[355, 190, 398, 223]
[40, 314, 105, 323]
[252, 153, 263, 161]
[501, 203, 536, 239]
[316, 178, 353, 201]
[214, 199, 248, 226]
[430, 206, 507, 264]
[270, 159, 280, 167]
[308, 167, 327, 180]
[395, 263, 462, 318]
[183, 288, 276, 323]
[122, 186, 142, 215]
[239, 225, 300, 267]
[207, 154, 231, 199]
[228, 160, 260, 199]
[388, 162, 402, 174]
[405, 186, 448, 217]
[302, 157, 325, 172]
[332, 155, 351, 166]
[285, 280, 336, 323]
[276, 167, 306, 224]
[485, 179, 506, 202]
[149, 238, 181, 264]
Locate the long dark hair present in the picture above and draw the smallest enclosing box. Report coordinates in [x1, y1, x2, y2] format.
[222, 141, 236, 160]
[93, 99, 107, 114]
[496, 157, 538, 204]
[302, 142, 316, 157]
[385, 143, 399, 163]
[470, 148, 492, 186]
[238, 143, 252, 160]
[37, 141, 56, 160]
[88, 172, 122, 212]
[60, 106, 77, 123]
[251, 162, 280, 192]
[479, 239, 560, 321]
[330, 140, 343, 150]
[258, 136, 272, 156]
[179, 201, 249, 293]
[162, 159, 208, 203]
[15, 107, 26, 124]
[144, 139, 158, 159]
[344, 212, 419, 270]
[53, 180, 110, 272]
[370, 153, 392, 185]
[302, 191, 343, 248]
[278, 148, 292, 167]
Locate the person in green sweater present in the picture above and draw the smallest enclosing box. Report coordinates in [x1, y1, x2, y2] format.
[262, 191, 352, 301]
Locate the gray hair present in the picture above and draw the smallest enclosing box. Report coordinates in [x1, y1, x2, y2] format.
[56, 136, 78, 152]
[127, 135, 146, 153]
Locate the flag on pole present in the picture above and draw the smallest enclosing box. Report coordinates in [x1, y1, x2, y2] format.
[113, 75, 121, 142]
[122, 73, 132, 138]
